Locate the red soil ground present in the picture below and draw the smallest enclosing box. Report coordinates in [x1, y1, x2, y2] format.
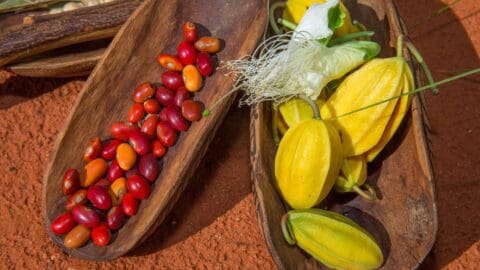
[0, 0, 478, 269]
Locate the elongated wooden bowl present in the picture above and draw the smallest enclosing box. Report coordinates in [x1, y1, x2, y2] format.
[250, 0, 438, 269]
[43, 0, 268, 260]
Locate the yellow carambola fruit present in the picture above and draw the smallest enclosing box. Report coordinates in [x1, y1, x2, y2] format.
[366, 65, 414, 161]
[282, 0, 356, 37]
[335, 156, 367, 193]
[278, 98, 325, 128]
[275, 119, 343, 209]
[284, 209, 384, 270]
[321, 57, 406, 157]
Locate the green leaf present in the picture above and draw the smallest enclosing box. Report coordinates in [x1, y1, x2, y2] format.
[327, 3, 346, 32]
[342, 40, 381, 60]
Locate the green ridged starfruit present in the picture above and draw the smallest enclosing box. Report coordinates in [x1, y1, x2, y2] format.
[282, 209, 384, 270]
[321, 57, 413, 157]
[275, 119, 343, 209]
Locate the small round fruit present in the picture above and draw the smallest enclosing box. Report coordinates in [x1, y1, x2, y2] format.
[62, 168, 80, 195]
[65, 189, 88, 211]
[157, 54, 183, 71]
[161, 71, 184, 90]
[132, 82, 155, 103]
[122, 193, 139, 217]
[87, 185, 112, 210]
[182, 65, 202, 92]
[127, 175, 151, 200]
[83, 137, 102, 162]
[174, 87, 190, 107]
[155, 86, 175, 106]
[127, 103, 145, 124]
[64, 224, 90, 249]
[102, 139, 122, 160]
[72, 205, 100, 228]
[116, 143, 137, 171]
[107, 206, 125, 230]
[177, 41, 197, 65]
[152, 140, 166, 158]
[195, 37, 221, 53]
[183, 21, 198, 43]
[51, 212, 76, 235]
[91, 224, 111, 246]
[165, 106, 189, 131]
[144, 99, 161, 114]
[181, 100, 202, 121]
[196, 52, 214, 76]
[139, 154, 159, 182]
[156, 121, 177, 147]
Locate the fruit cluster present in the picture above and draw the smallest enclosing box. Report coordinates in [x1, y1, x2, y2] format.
[50, 22, 222, 249]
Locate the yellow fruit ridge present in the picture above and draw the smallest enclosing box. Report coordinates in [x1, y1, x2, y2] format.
[366, 62, 414, 161]
[287, 209, 384, 270]
[279, 98, 325, 128]
[275, 119, 342, 209]
[335, 155, 367, 193]
[321, 58, 405, 156]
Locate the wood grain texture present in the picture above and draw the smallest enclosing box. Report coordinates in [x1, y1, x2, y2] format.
[0, 0, 141, 67]
[43, 0, 268, 260]
[250, 0, 438, 269]
[6, 47, 104, 77]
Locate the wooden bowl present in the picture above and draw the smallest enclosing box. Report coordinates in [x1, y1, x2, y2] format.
[43, 0, 268, 260]
[250, 0, 438, 269]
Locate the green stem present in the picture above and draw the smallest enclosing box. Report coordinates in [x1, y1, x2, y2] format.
[331, 68, 480, 120]
[328, 31, 375, 47]
[299, 94, 321, 119]
[269, 2, 286, 35]
[396, 35, 404, 57]
[202, 85, 241, 117]
[352, 184, 377, 201]
[410, 0, 464, 28]
[405, 41, 439, 95]
[272, 105, 281, 145]
[277, 18, 297, 31]
[281, 213, 296, 245]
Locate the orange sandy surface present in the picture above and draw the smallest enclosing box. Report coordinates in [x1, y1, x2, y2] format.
[0, 0, 479, 269]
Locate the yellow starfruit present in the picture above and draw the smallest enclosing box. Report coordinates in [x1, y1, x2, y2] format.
[275, 119, 343, 209]
[321, 57, 409, 157]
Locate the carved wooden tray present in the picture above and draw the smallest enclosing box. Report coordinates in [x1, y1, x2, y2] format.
[250, 0, 438, 269]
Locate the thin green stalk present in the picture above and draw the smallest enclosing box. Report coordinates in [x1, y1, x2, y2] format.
[328, 31, 375, 47]
[277, 18, 297, 30]
[397, 34, 404, 57]
[281, 213, 296, 245]
[330, 68, 480, 120]
[411, 0, 464, 28]
[269, 1, 286, 35]
[202, 85, 241, 116]
[405, 41, 439, 95]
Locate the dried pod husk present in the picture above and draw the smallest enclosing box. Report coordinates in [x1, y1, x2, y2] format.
[321, 57, 406, 157]
[282, 209, 384, 270]
[275, 119, 343, 209]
